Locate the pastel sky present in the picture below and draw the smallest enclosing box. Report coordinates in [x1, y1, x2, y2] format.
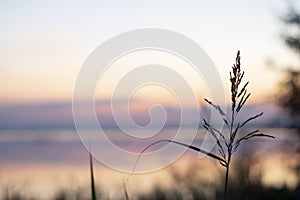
[0, 0, 299, 105]
[1, 3, 299, 198]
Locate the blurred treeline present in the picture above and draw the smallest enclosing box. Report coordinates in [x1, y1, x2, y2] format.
[277, 5, 300, 129]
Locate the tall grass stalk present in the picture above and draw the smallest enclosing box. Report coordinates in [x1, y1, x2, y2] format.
[131, 51, 275, 200]
[89, 151, 97, 200]
[213, 51, 274, 199]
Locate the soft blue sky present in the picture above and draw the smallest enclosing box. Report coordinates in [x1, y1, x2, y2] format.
[0, 0, 299, 104]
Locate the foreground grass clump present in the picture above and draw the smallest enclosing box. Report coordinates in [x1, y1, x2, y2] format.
[133, 51, 275, 200]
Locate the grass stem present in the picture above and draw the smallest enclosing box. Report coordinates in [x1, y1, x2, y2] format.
[224, 154, 231, 200]
[89, 151, 97, 200]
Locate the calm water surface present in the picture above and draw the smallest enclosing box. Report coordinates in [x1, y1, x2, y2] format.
[0, 128, 298, 198]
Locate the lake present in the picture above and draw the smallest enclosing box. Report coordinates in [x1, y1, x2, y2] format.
[0, 128, 298, 199]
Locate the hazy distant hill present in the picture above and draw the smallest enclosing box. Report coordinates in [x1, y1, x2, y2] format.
[0, 101, 289, 129]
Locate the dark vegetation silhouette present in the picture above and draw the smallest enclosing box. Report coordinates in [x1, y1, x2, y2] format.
[277, 6, 300, 130]
[89, 151, 97, 200]
[135, 149, 300, 200]
[203, 51, 274, 200]
[202, 51, 275, 200]
[276, 4, 300, 192]
[130, 51, 275, 200]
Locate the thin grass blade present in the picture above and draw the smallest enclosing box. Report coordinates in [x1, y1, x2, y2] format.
[240, 112, 263, 128]
[89, 152, 97, 200]
[123, 180, 130, 200]
[128, 140, 228, 180]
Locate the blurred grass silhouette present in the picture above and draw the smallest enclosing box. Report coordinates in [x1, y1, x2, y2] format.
[1, 152, 299, 200]
[130, 51, 275, 200]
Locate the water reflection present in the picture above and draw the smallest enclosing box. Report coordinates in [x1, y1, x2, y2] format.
[0, 128, 298, 199]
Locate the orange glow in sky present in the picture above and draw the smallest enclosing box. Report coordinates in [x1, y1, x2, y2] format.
[0, 1, 299, 105]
